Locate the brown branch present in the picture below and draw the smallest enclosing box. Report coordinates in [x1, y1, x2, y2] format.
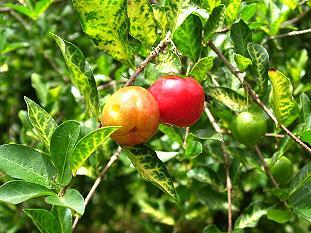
[208, 41, 311, 154]
[268, 28, 311, 40]
[124, 31, 172, 87]
[72, 147, 122, 231]
[182, 127, 190, 148]
[205, 106, 232, 233]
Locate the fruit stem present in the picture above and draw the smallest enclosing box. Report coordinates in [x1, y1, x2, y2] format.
[205, 105, 233, 233]
[124, 31, 172, 86]
[208, 41, 311, 154]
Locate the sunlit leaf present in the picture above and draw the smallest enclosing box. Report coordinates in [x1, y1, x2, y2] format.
[159, 124, 183, 145]
[72, 0, 134, 66]
[268, 69, 299, 127]
[128, 0, 157, 48]
[225, 0, 241, 25]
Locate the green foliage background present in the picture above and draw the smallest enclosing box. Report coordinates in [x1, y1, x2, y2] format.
[0, 0, 311, 232]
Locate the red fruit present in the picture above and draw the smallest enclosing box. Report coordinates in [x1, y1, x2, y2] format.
[149, 75, 205, 127]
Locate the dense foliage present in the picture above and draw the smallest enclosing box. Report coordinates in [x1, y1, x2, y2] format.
[0, 0, 311, 233]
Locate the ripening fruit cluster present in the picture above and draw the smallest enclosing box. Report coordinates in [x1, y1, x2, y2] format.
[101, 75, 268, 147]
[101, 75, 205, 146]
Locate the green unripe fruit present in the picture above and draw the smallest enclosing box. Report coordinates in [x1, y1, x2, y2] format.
[231, 111, 267, 146]
[271, 156, 293, 186]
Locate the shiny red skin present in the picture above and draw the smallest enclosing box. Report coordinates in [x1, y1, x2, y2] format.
[149, 76, 205, 127]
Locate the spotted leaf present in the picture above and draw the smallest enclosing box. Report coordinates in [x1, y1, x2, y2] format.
[72, 0, 134, 66]
[207, 87, 249, 112]
[247, 42, 269, 95]
[128, 0, 157, 48]
[124, 144, 177, 201]
[268, 68, 299, 127]
[25, 97, 57, 148]
[52, 34, 99, 117]
[70, 126, 120, 175]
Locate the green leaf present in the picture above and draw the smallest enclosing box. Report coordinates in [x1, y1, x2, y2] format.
[207, 87, 249, 112]
[289, 180, 311, 221]
[234, 202, 271, 229]
[0, 180, 55, 204]
[234, 54, 252, 72]
[155, 44, 181, 73]
[72, 0, 134, 66]
[183, 134, 203, 159]
[0, 144, 57, 188]
[128, 0, 157, 48]
[301, 130, 311, 144]
[268, 69, 299, 127]
[190, 57, 214, 82]
[45, 189, 85, 215]
[267, 209, 291, 223]
[24, 209, 62, 233]
[70, 126, 120, 175]
[231, 20, 252, 57]
[190, 56, 213, 82]
[159, 124, 183, 145]
[50, 121, 81, 186]
[225, 0, 242, 25]
[51, 34, 99, 117]
[247, 43, 269, 95]
[201, 0, 221, 13]
[51, 207, 72, 233]
[204, 5, 225, 41]
[124, 145, 177, 201]
[24, 97, 57, 148]
[240, 3, 257, 22]
[289, 162, 311, 196]
[173, 14, 202, 61]
[31, 74, 48, 107]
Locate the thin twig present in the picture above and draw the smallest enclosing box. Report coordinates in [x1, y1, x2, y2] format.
[205, 106, 232, 233]
[268, 28, 311, 40]
[208, 41, 311, 154]
[72, 147, 122, 231]
[9, 10, 30, 30]
[254, 146, 289, 208]
[281, 9, 310, 27]
[265, 133, 285, 138]
[124, 31, 172, 86]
